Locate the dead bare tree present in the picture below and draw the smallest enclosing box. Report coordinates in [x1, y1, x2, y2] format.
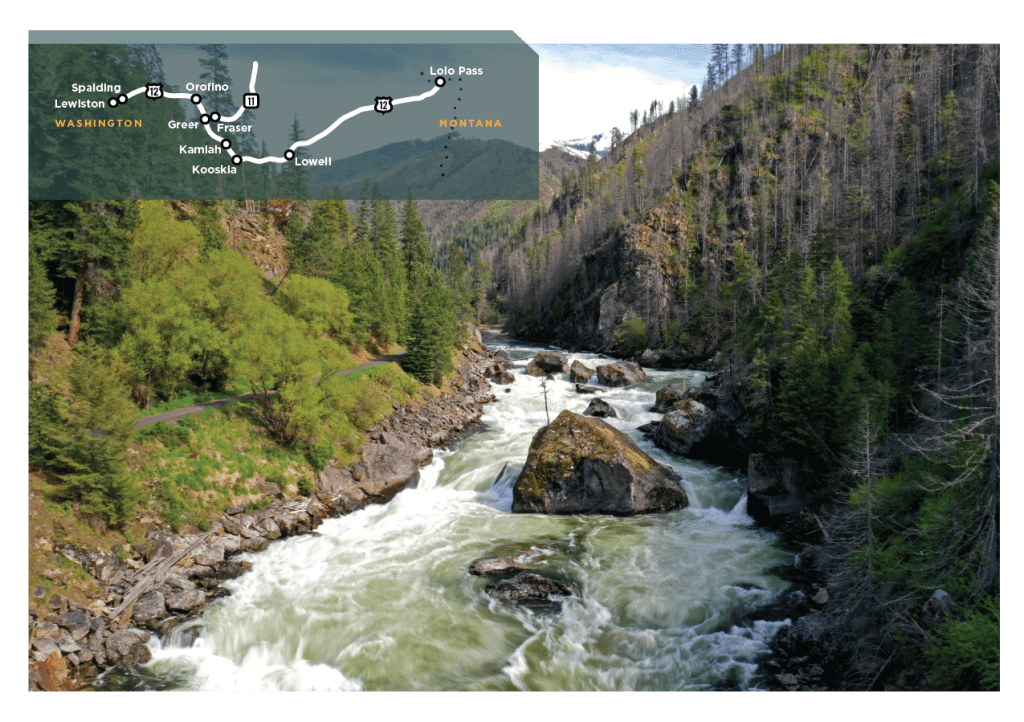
[905, 194, 999, 592]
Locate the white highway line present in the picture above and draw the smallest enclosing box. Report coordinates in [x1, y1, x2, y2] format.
[292, 85, 441, 150]
[127, 62, 442, 164]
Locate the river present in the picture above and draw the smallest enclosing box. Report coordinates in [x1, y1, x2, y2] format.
[105, 342, 791, 691]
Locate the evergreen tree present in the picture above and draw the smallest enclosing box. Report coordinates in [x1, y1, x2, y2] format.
[401, 193, 432, 300]
[29, 249, 57, 357]
[822, 256, 854, 351]
[30, 200, 140, 346]
[371, 188, 407, 344]
[402, 267, 456, 385]
[32, 348, 142, 526]
[731, 43, 746, 75]
[197, 44, 233, 117]
[330, 185, 352, 242]
[353, 180, 373, 241]
[280, 114, 311, 199]
[333, 235, 387, 344]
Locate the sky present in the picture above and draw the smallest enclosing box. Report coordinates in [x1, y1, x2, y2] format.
[530, 44, 713, 149]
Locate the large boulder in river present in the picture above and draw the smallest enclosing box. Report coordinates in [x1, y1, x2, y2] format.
[512, 410, 687, 515]
[650, 384, 687, 413]
[569, 360, 596, 383]
[597, 361, 646, 387]
[652, 399, 714, 457]
[525, 350, 569, 377]
[351, 433, 432, 504]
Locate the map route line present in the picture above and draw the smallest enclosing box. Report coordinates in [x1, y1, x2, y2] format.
[121, 61, 445, 166]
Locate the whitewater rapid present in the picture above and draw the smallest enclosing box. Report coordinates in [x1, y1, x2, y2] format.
[113, 343, 791, 691]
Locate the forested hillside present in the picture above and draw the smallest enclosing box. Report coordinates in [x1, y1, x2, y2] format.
[28, 191, 478, 538]
[484, 44, 1000, 690]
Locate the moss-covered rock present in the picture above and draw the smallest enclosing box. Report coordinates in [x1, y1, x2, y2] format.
[512, 410, 687, 515]
[652, 398, 713, 457]
[596, 361, 646, 387]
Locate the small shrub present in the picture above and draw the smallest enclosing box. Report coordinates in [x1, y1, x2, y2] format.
[614, 314, 648, 351]
[297, 476, 315, 497]
[243, 496, 274, 514]
[306, 439, 333, 472]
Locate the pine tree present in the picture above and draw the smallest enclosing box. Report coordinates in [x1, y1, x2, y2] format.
[34, 348, 143, 527]
[371, 189, 407, 344]
[29, 249, 57, 357]
[330, 186, 351, 242]
[31, 201, 140, 346]
[822, 256, 854, 352]
[731, 43, 746, 75]
[401, 193, 431, 300]
[197, 44, 233, 117]
[280, 114, 311, 199]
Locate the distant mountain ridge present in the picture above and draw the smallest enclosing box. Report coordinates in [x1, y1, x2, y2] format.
[549, 132, 610, 158]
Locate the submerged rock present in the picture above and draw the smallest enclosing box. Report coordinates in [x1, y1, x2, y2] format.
[468, 556, 528, 576]
[596, 361, 646, 387]
[574, 383, 603, 394]
[484, 571, 572, 605]
[583, 398, 617, 418]
[512, 410, 687, 515]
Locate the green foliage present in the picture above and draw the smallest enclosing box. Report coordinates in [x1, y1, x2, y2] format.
[276, 274, 353, 342]
[403, 267, 458, 385]
[28, 249, 57, 354]
[31, 347, 143, 527]
[155, 476, 189, 533]
[297, 476, 315, 497]
[613, 314, 648, 352]
[244, 495, 275, 515]
[306, 439, 333, 473]
[925, 593, 999, 690]
[138, 421, 191, 448]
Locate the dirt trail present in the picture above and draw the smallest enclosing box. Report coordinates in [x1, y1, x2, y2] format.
[135, 353, 405, 429]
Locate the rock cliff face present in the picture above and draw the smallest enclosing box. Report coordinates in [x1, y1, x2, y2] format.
[515, 205, 717, 365]
[512, 410, 687, 516]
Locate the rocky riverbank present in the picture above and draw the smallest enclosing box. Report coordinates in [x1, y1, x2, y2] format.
[28, 339, 501, 691]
